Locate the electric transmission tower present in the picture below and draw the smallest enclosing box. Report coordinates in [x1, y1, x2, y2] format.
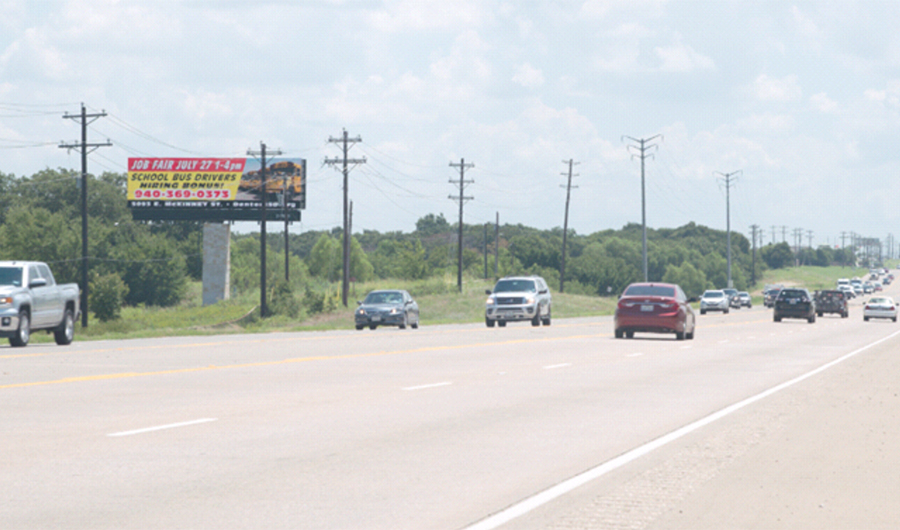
[449, 158, 474, 293]
[59, 103, 111, 328]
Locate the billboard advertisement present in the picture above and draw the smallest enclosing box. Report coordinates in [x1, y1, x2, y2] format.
[127, 157, 305, 221]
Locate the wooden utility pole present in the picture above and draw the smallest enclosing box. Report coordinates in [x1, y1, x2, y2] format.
[324, 130, 365, 306]
[247, 142, 281, 318]
[449, 158, 474, 293]
[60, 103, 111, 328]
[559, 159, 579, 293]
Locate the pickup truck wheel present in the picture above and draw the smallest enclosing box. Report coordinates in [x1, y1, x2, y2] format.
[10, 310, 30, 347]
[54, 308, 75, 345]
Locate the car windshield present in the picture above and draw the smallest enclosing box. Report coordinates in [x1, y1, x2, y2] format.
[493, 280, 536, 293]
[623, 285, 675, 297]
[0, 267, 23, 287]
[703, 291, 724, 298]
[364, 291, 403, 304]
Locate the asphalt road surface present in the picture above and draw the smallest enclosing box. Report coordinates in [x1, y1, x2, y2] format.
[2, 284, 899, 529]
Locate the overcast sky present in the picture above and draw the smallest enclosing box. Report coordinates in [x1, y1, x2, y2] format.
[2, 0, 899, 248]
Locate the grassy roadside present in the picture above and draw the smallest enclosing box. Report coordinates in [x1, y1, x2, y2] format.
[26, 264, 891, 344]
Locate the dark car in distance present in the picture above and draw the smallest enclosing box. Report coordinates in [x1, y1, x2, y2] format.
[614, 282, 696, 340]
[814, 289, 848, 318]
[774, 288, 816, 323]
[355, 289, 419, 330]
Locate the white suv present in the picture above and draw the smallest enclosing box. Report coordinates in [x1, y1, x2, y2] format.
[485, 276, 552, 327]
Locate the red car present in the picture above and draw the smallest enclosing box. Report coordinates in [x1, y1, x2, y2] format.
[614, 282, 696, 340]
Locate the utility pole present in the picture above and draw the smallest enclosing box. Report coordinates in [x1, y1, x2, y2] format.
[247, 142, 281, 318]
[624, 135, 661, 281]
[750, 224, 759, 286]
[324, 130, 365, 306]
[559, 159, 579, 293]
[771, 225, 777, 245]
[781, 225, 788, 243]
[807, 230, 814, 250]
[449, 158, 474, 293]
[60, 103, 111, 329]
[716, 170, 740, 288]
[494, 212, 500, 281]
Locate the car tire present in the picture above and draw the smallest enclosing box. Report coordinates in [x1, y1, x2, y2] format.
[686, 327, 695, 340]
[774, 315, 782, 322]
[614, 329, 623, 339]
[675, 331, 685, 341]
[498, 321, 507, 327]
[9, 310, 30, 347]
[411, 319, 419, 329]
[724, 308, 729, 314]
[625, 331, 634, 339]
[399, 314, 408, 330]
[700, 309, 706, 315]
[542, 309, 551, 326]
[355, 325, 364, 330]
[369, 324, 377, 330]
[817, 312, 823, 317]
[531, 309, 541, 326]
[54, 308, 75, 345]
[485, 318, 495, 328]
[864, 316, 870, 322]
[808, 315, 816, 324]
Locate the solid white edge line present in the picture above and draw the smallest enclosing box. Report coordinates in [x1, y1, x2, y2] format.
[463, 329, 900, 530]
[403, 382, 452, 391]
[543, 363, 572, 370]
[107, 418, 218, 437]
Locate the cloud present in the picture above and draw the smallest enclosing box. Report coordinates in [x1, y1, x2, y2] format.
[654, 40, 714, 72]
[810, 92, 838, 113]
[512, 63, 544, 88]
[367, 0, 489, 32]
[752, 74, 802, 102]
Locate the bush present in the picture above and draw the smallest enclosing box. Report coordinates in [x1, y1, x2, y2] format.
[90, 272, 128, 322]
[269, 279, 300, 318]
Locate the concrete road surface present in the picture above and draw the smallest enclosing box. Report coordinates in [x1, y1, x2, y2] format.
[2, 283, 899, 529]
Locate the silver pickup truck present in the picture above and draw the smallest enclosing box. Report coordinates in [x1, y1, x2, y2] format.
[0, 261, 79, 347]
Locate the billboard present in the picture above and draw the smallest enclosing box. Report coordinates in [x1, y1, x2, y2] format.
[127, 157, 305, 221]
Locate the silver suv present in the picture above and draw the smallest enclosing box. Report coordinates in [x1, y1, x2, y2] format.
[485, 276, 552, 327]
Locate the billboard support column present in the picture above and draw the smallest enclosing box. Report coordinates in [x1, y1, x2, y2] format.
[248, 142, 281, 318]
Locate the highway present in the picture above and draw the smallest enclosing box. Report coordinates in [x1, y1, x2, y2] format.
[2, 285, 899, 529]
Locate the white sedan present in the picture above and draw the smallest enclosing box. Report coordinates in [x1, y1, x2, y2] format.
[863, 296, 898, 322]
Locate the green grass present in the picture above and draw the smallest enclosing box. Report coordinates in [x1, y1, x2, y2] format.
[755, 265, 872, 294]
[23, 264, 892, 344]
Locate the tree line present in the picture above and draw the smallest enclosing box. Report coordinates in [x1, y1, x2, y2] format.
[0, 169, 857, 320]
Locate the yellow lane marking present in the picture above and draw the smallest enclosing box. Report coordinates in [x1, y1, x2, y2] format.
[0, 315, 777, 390]
[0, 332, 611, 390]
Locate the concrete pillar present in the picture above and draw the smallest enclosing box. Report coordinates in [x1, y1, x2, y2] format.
[202, 223, 231, 306]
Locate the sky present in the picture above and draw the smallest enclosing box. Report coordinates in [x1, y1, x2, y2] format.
[2, 0, 900, 250]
